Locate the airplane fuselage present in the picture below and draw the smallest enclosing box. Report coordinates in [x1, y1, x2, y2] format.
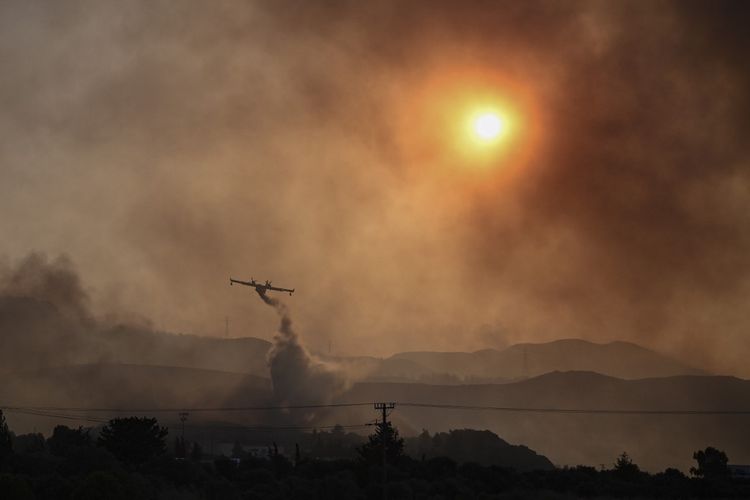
[229, 277, 295, 296]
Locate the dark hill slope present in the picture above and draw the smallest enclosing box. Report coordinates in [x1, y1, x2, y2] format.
[2, 363, 748, 472]
[100, 326, 271, 376]
[336, 372, 750, 471]
[0, 296, 272, 377]
[2, 363, 272, 406]
[388, 339, 703, 381]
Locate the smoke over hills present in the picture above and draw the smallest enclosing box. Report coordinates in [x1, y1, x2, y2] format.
[0, 252, 346, 408]
[0, 253, 271, 378]
[0, 252, 709, 385]
[256, 290, 349, 406]
[0, 253, 96, 374]
[1, 253, 747, 471]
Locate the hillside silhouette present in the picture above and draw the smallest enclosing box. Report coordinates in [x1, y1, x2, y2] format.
[2, 291, 746, 472]
[4, 365, 748, 471]
[384, 339, 704, 381]
[1, 294, 704, 385]
[344, 372, 750, 471]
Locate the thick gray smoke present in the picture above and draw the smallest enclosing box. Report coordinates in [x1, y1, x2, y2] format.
[0, 253, 271, 379]
[0, 253, 99, 375]
[256, 290, 349, 405]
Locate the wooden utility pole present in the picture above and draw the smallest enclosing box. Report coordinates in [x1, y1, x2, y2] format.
[374, 402, 396, 500]
[179, 412, 189, 440]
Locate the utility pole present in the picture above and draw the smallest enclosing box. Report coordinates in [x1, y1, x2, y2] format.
[177, 412, 189, 459]
[179, 412, 189, 441]
[374, 402, 396, 500]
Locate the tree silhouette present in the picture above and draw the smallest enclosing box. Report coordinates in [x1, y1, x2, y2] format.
[357, 420, 404, 465]
[71, 471, 127, 500]
[0, 410, 12, 467]
[47, 425, 91, 457]
[97, 417, 167, 466]
[613, 451, 642, 481]
[0, 474, 33, 499]
[12, 433, 45, 455]
[690, 447, 729, 480]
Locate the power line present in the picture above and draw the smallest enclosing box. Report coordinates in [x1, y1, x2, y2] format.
[5, 406, 373, 432]
[4, 401, 750, 416]
[397, 402, 750, 415]
[5, 408, 109, 424]
[0, 402, 374, 413]
[181, 422, 372, 432]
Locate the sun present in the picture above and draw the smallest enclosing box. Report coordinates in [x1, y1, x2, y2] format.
[471, 111, 507, 142]
[474, 113, 505, 140]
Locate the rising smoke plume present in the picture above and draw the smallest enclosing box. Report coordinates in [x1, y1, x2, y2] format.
[255, 290, 349, 406]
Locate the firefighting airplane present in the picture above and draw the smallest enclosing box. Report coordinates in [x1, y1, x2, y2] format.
[229, 277, 295, 296]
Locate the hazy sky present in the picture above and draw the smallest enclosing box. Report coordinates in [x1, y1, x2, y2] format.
[1, 1, 749, 375]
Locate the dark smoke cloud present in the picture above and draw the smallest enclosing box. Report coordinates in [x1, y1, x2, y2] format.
[1, 1, 749, 376]
[0, 253, 91, 323]
[0, 253, 101, 377]
[256, 290, 348, 405]
[0, 253, 271, 381]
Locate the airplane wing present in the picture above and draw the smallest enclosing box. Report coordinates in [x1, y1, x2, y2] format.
[229, 278, 256, 287]
[230, 277, 294, 295]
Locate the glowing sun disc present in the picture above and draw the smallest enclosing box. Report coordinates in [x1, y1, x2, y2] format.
[473, 112, 505, 140]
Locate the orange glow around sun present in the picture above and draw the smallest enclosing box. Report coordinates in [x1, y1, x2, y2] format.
[392, 67, 544, 182]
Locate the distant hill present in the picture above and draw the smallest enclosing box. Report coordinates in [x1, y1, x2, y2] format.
[99, 326, 272, 377]
[3, 366, 748, 472]
[2, 363, 271, 410]
[385, 339, 704, 381]
[0, 295, 272, 378]
[341, 372, 750, 471]
[0, 295, 706, 383]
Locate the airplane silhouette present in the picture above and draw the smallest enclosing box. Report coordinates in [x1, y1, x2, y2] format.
[229, 277, 295, 296]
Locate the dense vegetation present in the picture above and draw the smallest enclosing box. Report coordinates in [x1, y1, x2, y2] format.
[0, 410, 748, 499]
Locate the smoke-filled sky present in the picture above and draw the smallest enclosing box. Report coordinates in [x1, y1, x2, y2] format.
[1, 1, 749, 375]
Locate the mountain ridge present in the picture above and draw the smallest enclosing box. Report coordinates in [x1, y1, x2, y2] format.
[386, 338, 703, 381]
[3, 365, 746, 471]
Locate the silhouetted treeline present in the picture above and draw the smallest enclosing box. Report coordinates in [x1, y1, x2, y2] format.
[0, 411, 748, 499]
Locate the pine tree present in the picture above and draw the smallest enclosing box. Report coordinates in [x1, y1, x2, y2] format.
[357, 420, 404, 465]
[613, 452, 641, 480]
[98, 417, 167, 466]
[0, 409, 13, 468]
